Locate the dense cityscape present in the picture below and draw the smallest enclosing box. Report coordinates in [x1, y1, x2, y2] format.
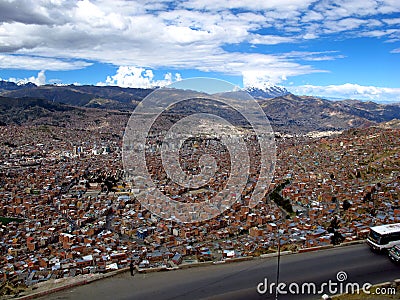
[1, 0, 400, 298]
[1, 119, 399, 297]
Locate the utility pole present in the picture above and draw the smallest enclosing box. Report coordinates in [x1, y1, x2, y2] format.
[275, 227, 283, 300]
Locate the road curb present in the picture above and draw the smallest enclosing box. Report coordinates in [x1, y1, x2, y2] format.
[259, 250, 292, 258]
[14, 267, 130, 300]
[224, 256, 254, 263]
[179, 261, 214, 269]
[299, 240, 366, 253]
[298, 245, 334, 253]
[334, 240, 366, 247]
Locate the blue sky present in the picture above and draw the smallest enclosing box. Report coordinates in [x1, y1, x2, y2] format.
[0, 0, 399, 102]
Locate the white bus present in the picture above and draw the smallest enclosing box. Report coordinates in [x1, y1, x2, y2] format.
[367, 223, 400, 251]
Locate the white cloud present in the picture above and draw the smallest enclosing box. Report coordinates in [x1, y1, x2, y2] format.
[283, 51, 345, 61]
[242, 67, 316, 88]
[0, 54, 91, 70]
[0, 0, 399, 83]
[98, 66, 182, 88]
[242, 71, 283, 88]
[301, 11, 324, 23]
[391, 48, 400, 53]
[181, 0, 314, 12]
[313, 0, 395, 20]
[289, 83, 400, 103]
[248, 34, 294, 45]
[5, 70, 47, 86]
[360, 28, 399, 38]
[383, 18, 400, 25]
[323, 18, 368, 34]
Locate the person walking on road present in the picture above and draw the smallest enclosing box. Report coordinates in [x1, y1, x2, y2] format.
[130, 261, 135, 276]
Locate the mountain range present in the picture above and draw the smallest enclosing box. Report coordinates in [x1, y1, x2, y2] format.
[0, 80, 399, 133]
[0, 81, 290, 109]
[245, 85, 289, 99]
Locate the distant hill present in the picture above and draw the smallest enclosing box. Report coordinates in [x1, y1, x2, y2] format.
[0, 81, 152, 110]
[0, 96, 76, 125]
[0, 96, 130, 131]
[378, 119, 400, 129]
[0, 80, 36, 91]
[1, 81, 400, 133]
[0, 81, 289, 109]
[259, 94, 400, 133]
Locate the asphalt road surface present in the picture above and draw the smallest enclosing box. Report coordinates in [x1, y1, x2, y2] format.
[41, 244, 400, 300]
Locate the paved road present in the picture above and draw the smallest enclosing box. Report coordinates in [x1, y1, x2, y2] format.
[41, 244, 400, 300]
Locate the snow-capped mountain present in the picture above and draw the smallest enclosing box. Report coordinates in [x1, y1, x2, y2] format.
[245, 85, 289, 99]
[0, 80, 36, 91]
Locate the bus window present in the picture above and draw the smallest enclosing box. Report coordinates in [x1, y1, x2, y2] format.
[369, 230, 381, 244]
